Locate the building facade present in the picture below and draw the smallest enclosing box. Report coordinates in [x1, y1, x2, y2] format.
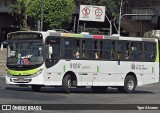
[0, 0, 16, 43]
[121, 0, 160, 36]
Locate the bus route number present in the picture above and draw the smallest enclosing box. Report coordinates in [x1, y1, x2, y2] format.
[70, 63, 81, 69]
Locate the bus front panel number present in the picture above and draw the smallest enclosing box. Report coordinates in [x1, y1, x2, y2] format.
[70, 63, 81, 69]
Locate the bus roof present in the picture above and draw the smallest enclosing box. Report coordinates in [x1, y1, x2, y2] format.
[8, 30, 158, 42]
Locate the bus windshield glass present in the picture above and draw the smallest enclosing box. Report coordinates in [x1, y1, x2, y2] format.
[7, 40, 44, 65]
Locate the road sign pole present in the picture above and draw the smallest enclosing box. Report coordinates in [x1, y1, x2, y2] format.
[77, 17, 80, 33]
[73, 16, 77, 33]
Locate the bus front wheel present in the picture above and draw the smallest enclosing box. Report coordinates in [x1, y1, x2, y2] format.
[62, 74, 71, 94]
[32, 85, 41, 92]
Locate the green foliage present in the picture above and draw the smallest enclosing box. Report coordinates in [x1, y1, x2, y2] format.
[9, 0, 33, 29]
[27, 0, 75, 30]
[9, 0, 75, 30]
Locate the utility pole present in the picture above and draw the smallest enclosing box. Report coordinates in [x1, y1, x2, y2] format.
[118, 0, 123, 36]
[40, 0, 44, 31]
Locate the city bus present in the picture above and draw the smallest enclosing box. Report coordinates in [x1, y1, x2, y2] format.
[4, 30, 159, 93]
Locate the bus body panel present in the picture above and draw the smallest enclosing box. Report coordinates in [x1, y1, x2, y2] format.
[5, 64, 45, 85]
[99, 61, 117, 86]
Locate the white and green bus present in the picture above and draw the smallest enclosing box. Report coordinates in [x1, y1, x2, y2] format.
[4, 30, 159, 93]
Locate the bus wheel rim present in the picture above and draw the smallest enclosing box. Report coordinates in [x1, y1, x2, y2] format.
[127, 80, 134, 90]
[68, 79, 71, 88]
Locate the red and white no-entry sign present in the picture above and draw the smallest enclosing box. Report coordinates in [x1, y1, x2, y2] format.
[95, 8, 103, 17]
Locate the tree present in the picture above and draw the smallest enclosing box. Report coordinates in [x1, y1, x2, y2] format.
[27, 0, 75, 30]
[9, 0, 33, 30]
[86, 0, 128, 34]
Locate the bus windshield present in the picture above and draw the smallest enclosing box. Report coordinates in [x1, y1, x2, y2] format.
[7, 40, 44, 66]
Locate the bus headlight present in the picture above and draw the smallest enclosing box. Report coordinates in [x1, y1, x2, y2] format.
[31, 69, 43, 78]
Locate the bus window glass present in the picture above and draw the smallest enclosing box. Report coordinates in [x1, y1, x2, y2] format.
[45, 37, 60, 67]
[131, 42, 143, 61]
[7, 40, 44, 65]
[82, 40, 98, 60]
[144, 42, 156, 61]
[100, 41, 112, 60]
[64, 38, 80, 59]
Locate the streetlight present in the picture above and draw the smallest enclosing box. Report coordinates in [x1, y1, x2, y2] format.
[40, 0, 44, 31]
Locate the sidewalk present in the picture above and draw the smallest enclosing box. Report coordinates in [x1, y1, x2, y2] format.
[0, 48, 7, 75]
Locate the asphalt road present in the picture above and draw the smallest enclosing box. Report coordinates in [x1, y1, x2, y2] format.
[0, 76, 160, 113]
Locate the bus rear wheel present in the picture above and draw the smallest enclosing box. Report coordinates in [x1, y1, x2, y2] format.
[62, 74, 71, 94]
[32, 85, 41, 92]
[118, 75, 136, 93]
[91, 86, 107, 93]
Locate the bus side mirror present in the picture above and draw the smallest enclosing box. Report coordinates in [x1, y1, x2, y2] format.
[1, 41, 8, 51]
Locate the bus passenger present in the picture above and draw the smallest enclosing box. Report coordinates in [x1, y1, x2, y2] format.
[73, 50, 80, 59]
[95, 51, 98, 59]
[125, 51, 129, 60]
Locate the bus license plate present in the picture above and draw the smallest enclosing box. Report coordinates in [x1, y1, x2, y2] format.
[17, 78, 24, 82]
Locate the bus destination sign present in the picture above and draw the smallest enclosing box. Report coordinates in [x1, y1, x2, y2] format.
[9, 33, 42, 40]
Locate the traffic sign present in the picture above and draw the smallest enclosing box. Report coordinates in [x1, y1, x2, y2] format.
[79, 5, 92, 21]
[82, 7, 90, 16]
[95, 8, 103, 16]
[92, 6, 105, 22]
[79, 5, 106, 22]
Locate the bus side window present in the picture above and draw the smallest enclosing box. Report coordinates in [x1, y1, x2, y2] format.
[64, 39, 80, 59]
[131, 42, 143, 61]
[117, 41, 124, 60]
[100, 40, 112, 60]
[111, 41, 116, 60]
[82, 39, 96, 60]
[144, 42, 156, 62]
[124, 42, 130, 60]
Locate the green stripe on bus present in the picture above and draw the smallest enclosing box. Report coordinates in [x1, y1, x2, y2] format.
[63, 65, 66, 72]
[6, 68, 39, 76]
[152, 67, 154, 74]
[97, 66, 99, 73]
[72, 34, 84, 38]
[155, 42, 159, 62]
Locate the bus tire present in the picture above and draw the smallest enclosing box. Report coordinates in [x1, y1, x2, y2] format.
[124, 75, 136, 93]
[91, 86, 107, 93]
[62, 74, 71, 94]
[32, 85, 41, 92]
